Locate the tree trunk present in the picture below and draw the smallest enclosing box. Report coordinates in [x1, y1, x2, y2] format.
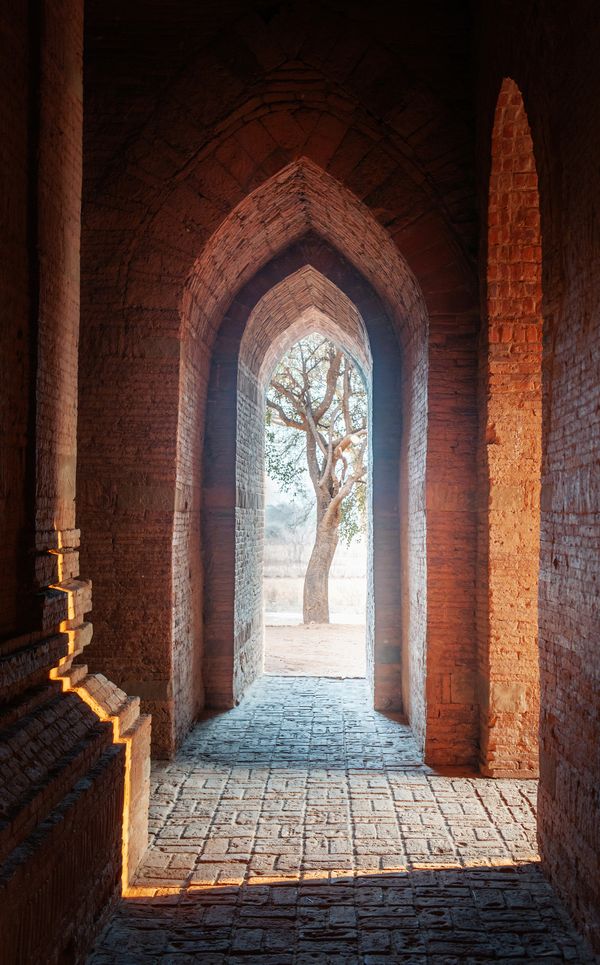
[303, 512, 339, 623]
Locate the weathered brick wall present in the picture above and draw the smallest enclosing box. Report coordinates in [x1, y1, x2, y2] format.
[4, 0, 598, 957]
[80, 1, 479, 762]
[478, 78, 542, 778]
[235, 360, 266, 695]
[401, 332, 428, 751]
[0, 3, 150, 961]
[0, 3, 122, 960]
[476, 0, 600, 948]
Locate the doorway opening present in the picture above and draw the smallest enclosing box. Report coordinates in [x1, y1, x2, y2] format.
[234, 296, 374, 699]
[262, 333, 370, 680]
[202, 250, 409, 721]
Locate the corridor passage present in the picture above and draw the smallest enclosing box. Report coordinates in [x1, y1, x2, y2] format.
[89, 678, 593, 964]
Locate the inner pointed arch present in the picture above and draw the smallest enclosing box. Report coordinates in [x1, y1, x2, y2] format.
[186, 216, 427, 751]
[182, 157, 428, 353]
[234, 264, 375, 699]
[240, 265, 372, 386]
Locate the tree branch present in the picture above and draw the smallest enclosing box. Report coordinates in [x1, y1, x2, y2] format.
[305, 430, 322, 497]
[266, 398, 306, 431]
[313, 350, 342, 422]
[304, 404, 329, 462]
[271, 378, 304, 411]
[319, 402, 342, 487]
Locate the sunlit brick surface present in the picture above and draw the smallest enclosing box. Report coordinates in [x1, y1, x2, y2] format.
[89, 678, 592, 964]
[477, 79, 542, 779]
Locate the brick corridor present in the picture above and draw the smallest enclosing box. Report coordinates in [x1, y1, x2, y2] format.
[89, 678, 594, 964]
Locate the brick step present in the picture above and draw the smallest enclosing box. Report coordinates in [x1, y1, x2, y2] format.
[0, 680, 58, 731]
[0, 690, 114, 864]
[0, 743, 125, 965]
[0, 632, 70, 702]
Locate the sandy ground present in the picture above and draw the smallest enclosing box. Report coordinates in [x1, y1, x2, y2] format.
[264, 622, 366, 677]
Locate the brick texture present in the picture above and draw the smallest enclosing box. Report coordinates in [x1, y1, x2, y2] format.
[88, 676, 594, 965]
[0, 4, 150, 962]
[2, 1, 599, 960]
[478, 78, 542, 778]
[476, 1, 600, 949]
[0, 0, 32, 640]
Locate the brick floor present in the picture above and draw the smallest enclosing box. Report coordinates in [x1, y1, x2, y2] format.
[89, 677, 594, 963]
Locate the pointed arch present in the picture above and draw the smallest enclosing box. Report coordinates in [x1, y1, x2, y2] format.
[478, 78, 542, 776]
[169, 161, 431, 748]
[197, 235, 412, 709]
[230, 264, 376, 700]
[243, 266, 372, 381]
[80, 134, 480, 762]
[182, 157, 427, 347]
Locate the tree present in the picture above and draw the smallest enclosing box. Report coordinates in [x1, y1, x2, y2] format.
[265, 334, 368, 623]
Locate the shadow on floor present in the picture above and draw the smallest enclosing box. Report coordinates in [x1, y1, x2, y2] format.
[89, 864, 595, 964]
[192, 677, 420, 769]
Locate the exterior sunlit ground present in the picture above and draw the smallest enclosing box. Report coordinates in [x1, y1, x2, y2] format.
[264, 623, 366, 677]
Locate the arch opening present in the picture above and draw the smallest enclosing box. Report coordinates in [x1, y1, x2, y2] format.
[262, 332, 370, 680]
[171, 161, 429, 756]
[236, 270, 374, 695]
[201, 242, 418, 729]
[478, 78, 542, 777]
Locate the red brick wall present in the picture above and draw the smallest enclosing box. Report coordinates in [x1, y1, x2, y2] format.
[2, 2, 594, 955]
[0, 4, 149, 961]
[0, 1, 124, 959]
[476, 0, 600, 948]
[478, 78, 542, 777]
[0, 1, 591, 953]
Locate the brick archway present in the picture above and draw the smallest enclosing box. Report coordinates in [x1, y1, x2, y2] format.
[239, 267, 373, 701]
[200, 239, 410, 715]
[478, 78, 542, 777]
[203, 262, 387, 708]
[81, 145, 480, 764]
[174, 160, 431, 754]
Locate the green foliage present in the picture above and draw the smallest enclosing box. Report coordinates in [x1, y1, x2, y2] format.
[339, 480, 366, 546]
[265, 412, 307, 498]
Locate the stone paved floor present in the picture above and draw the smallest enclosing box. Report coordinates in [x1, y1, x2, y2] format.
[89, 677, 595, 964]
